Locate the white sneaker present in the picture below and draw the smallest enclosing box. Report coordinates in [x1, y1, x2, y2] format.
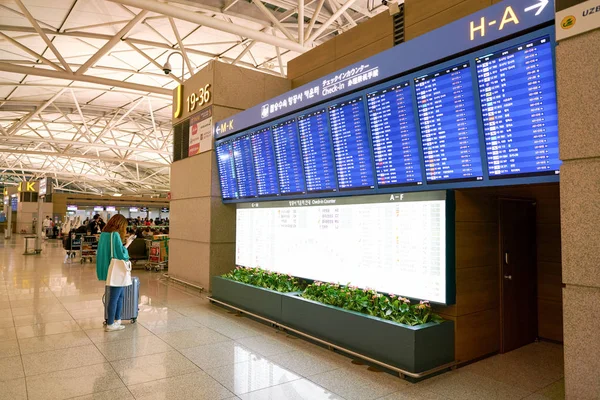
[105, 323, 125, 332]
[115, 320, 122, 326]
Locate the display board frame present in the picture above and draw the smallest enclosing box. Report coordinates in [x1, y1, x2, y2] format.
[216, 26, 559, 203]
[235, 190, 457, 305]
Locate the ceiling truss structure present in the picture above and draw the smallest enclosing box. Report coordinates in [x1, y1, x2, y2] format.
[0, 0, 383, 195]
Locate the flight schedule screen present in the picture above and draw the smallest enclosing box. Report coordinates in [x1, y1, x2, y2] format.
[272, 119, 306, 195]
[367, 81, 423, 187]
[232, 134, 258, 198]
[250, 128, 279, 197]
[415, 63, 483, 183]
[297, 109, 338, 193]
[215, 141, 238, 199]
[329, 97, 375, 191]
[476, 36, 560, 178]
[236, 192, 449, 304]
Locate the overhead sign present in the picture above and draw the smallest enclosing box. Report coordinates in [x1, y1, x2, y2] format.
[188, 106, 213, 156]
[556, 0, 600, 40]
[38, 178, 52, 197]
[17, 181, 37, 192]
[214, 0, 554, 138]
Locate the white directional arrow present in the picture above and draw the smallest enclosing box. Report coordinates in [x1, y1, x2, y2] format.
[524, 0, 549, 16]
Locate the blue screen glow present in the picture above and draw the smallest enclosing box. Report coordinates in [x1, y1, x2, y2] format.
[367, 81, 423, 187]
[297, 109, 338, 193]
[215, 141, 238, 199]
[232, 134, 258, 198]
[476, 35, 561, 179]
[250, 127, 280, 197]
[272, 119, 306, 195]
[329, 97, 375, 191]
[415, 63, 484, 183]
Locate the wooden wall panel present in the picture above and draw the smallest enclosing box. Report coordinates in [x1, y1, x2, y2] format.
[456, 222, 499, 269]
[405, 0, 493, 41]
[334, 36, 393, 71]
[291, 62, 337, 89]
[441, 309, 500, 363]
[287, 40, 336, 80]
[334, 13, 393, 59]
[538, 299, 564, 342]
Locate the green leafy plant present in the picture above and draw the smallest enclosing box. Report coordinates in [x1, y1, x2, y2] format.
[302, 282, 444, 326]
[223, 266, 306, 293]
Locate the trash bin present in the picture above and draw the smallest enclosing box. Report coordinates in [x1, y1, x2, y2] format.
[23, 235, 37, 255]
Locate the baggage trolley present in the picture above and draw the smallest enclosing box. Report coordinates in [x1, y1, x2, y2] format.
[80, 235, 98, 264]
[144, 237, 169, 272]
[64, 233, 83, 264]
[102, 277, 140, 325]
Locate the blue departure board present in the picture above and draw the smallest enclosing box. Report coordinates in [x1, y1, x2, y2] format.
[250, 127, 279, 197]
[232, 134, 258, 198]
[415, 63, 484, 183]
[297, 109, 338, 193]
[329, 97, 375, 191]
[476, 36, 560, 179]
[215, 141, 238, 199]
[272, 119, 306, 195]
[366, 81, 423, 187]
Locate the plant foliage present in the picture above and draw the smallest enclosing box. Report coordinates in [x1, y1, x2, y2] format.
[223, 266, 306, 293]
[302, 282, 444, 326]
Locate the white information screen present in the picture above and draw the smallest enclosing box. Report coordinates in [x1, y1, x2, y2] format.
[235, 191, 450, 303]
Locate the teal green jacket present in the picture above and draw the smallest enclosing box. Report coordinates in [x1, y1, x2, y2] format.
[96, 232, 129, 281]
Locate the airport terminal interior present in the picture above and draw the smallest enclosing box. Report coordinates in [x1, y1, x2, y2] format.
[1, 0, 599, 399]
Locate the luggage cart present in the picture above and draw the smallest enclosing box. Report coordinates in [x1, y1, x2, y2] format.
[64, 233, 83, 264]
[144, 237, 169, 272]
[80, 235, 98, 264]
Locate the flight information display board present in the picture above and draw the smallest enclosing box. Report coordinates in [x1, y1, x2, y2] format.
[367, 81, 423, 187]
[272, 119, 306, 195]
[329, 97, 375, 191]
[215, 27, 560, 203]
[415, 63, 484, 184]
[215, 141, 238, 200]
[232, 134, 257, 198]
[236, 191, 454, 304]
[250, 127, 279, 197]
[297, 109, 338, 193]
[476, 35, 560, 179]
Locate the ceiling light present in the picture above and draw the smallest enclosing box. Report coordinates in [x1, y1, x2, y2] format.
[113, 193, 122, 197]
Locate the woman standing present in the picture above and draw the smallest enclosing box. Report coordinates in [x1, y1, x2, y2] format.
[96, 214, 131, 332]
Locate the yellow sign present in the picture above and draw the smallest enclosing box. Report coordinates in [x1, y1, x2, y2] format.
[187, 84, 211, 113]
[173, 85, 184, 118]
[561, 15, 576, 29]
[470, 6, 520, 41]
[17, 182, 36, 192]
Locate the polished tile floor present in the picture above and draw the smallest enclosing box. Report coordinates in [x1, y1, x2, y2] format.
[1, 236, 565, 400]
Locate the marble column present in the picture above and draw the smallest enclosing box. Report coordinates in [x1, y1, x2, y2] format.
[556, 28, 600, 399]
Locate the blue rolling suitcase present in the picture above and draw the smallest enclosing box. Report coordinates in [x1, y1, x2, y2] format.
[103, 277, 140, 324]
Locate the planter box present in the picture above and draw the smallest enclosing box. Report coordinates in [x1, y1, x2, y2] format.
[211, 276, 286, 321]
[281, 294, 454, 373]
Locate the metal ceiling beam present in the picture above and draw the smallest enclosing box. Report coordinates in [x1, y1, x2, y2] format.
[106, 0, 307, 53]
[298, 0, 305, 46]
[305, 0, 325, 41]
[8, 89, 67, 135]
[13, 0, 73, 73]
[0, 25, 288, 77]
[0, 32, 64, 72]
[76, 10, 149, 75]
[306, 0, 357, 44]
[168, 17, 194, 76]
[252, 0, 296, 42]
[3, 149, 169, 168]
[0, 135, 170, 155]
[126, 43, 183, 84]
[0, 62, 172, 95]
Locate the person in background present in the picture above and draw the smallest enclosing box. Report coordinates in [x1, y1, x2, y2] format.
[87, 214, 100, 234]
[145, 219, 152, 227]
[154, 217, 160, 225]
[98, 217, 106, 232]
[96, 214, 131, 332]
[43, 216, 52, 238]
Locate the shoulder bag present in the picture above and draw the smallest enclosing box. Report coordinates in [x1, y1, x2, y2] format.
[106, 232, 133, 287]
